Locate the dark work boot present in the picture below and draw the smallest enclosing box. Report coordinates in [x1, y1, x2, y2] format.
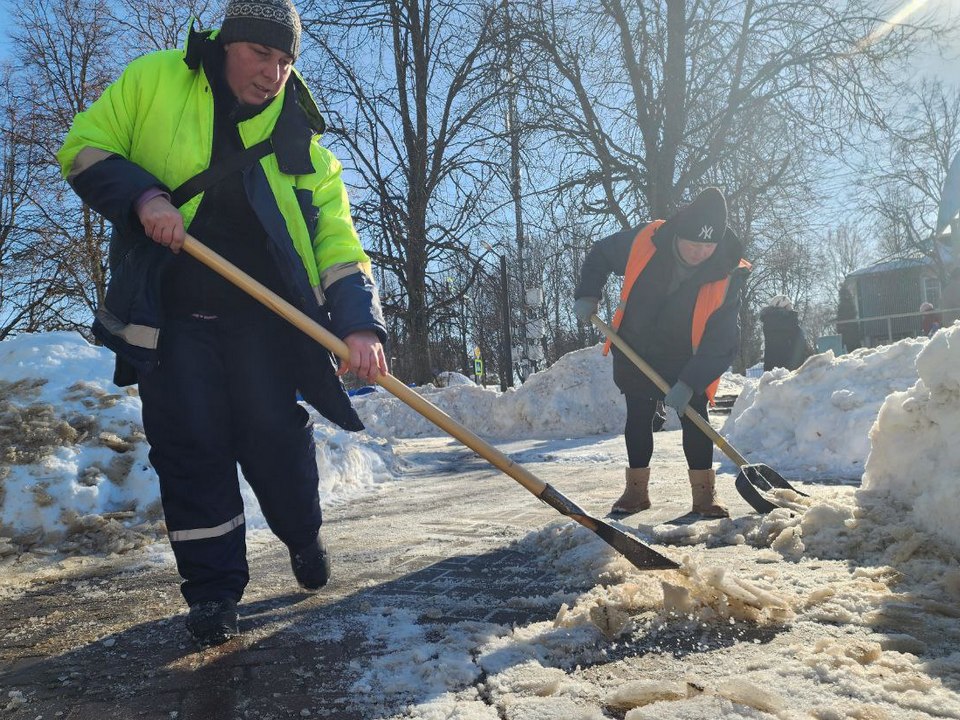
[186, 598, 240, 648]
[289, 532, 331, 592]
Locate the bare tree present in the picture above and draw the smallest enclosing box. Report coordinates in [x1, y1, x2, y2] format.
[2, 0, 126, 335]
[110, 0, 220, 53]
[302, 0, 507, 383]
[513, 0, 946, 226]
[860, 80, 960, 275]
[816, 221, 874, 348]
[822, 222, 874, 293]
[1, 74, 35, 337]
[0, 69, 73, 339]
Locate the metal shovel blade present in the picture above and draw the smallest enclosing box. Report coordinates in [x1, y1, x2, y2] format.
[750, 463, 808, 495]
[735, 464, 808, 514]
[539, 484, 680, 570]
[590, 519, 681, 570]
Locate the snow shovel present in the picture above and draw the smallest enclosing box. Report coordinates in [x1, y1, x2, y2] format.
[180, 234, 679, 571]
[590, 315, 807, 514]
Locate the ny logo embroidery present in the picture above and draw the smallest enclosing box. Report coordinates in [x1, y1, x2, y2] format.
[698, 225, 714, 241]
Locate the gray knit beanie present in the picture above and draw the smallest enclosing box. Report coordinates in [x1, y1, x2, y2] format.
[220, 0, 301, 60]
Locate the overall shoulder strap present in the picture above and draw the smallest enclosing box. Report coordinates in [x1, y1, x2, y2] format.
[169, 139, 273, 208]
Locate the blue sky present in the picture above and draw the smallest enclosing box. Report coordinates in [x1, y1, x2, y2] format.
[0, 4, 11, 60]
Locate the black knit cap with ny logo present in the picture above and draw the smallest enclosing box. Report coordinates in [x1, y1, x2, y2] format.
[673, 187, 727, 244]
[220, 0, 302, 60]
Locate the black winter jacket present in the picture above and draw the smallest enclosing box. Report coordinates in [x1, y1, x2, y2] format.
[575, 218, 748, 398]
[761, 307, 810, 371]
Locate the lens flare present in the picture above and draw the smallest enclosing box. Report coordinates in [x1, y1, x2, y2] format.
[857, 0, 932, 50]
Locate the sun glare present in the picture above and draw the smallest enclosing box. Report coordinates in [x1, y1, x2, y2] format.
[857, 0, 933, 50]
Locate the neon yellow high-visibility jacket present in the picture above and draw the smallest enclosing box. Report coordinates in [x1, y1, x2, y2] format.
[57, 26, 385, 430]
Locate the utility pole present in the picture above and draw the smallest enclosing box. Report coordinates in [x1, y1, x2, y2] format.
[498, 253, 514, 390]
[482, 241, 515, 390]
[504, 0, 527, 378]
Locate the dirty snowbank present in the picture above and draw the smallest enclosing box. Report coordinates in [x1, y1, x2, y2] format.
[354, 345, 627, 439]
[353, 344, 773, 440]
[0, 332, 399, 552]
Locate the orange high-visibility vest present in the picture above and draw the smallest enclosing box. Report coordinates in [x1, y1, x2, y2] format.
[602, 220, 751, 402]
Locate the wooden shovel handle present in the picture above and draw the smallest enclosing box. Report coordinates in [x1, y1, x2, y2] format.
[182, 234, 548, 497]
[590, 315, 749, 467]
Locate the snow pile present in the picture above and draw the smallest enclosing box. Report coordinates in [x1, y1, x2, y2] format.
[516, 521, 794, 629]
[356, 345, 627, 439]
[356, 344, 739, 440]
[481, 507, 960, 719]
[0, 332, 399, 551]
[721, 340, 926, 479]
[352, 382, 500, 438]
[717, 325, 960, 560]
[469, 524, 801, 718]
[715, 371, 751, 396]
[435, 371, 475, 387]
[0, 334, 161, 554]
[859, 325, 960, 552]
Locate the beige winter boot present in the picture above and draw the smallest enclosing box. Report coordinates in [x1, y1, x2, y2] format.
[688, 468, 729, 518]
[611, 467, 651, 514]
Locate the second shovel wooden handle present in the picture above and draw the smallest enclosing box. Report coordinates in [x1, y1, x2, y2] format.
[590, 315, 749, 467]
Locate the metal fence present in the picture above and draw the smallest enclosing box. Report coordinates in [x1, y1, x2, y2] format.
[835, 307, 958, 348]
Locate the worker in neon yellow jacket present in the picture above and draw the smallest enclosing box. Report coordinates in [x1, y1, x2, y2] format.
[58, 0, 387, 648]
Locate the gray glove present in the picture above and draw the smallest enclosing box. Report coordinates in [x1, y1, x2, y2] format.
[573, 296, 600, 323]
[663, 380, 694, 414]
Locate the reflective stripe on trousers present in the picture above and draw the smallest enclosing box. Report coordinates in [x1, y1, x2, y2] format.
[168, 513, 246, 542]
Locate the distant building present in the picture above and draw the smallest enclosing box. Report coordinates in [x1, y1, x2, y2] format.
[838, 222, 957, 349]
[839, 151, 960, 349]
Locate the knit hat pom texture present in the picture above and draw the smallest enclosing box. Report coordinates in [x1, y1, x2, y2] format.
[221, 0, 301, 60]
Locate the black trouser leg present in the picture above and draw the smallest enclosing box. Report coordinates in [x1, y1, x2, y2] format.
[624, 394, 657, 468]
[679, 394, 713, 470]
[139, 317, 248, 606]
[625, 392, 713, 470]
[223, 317, 322, 552]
